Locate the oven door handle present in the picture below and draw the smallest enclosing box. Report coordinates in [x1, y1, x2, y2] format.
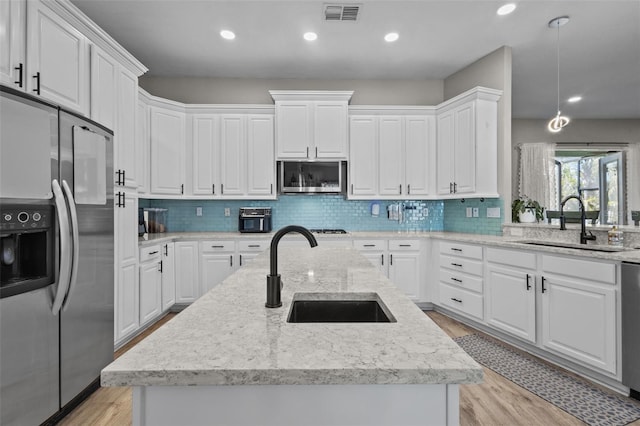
[51, 179, 71, 315]
[61, 180, 79, 311]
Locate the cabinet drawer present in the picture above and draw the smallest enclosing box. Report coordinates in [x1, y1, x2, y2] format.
[440, 269, 483, 293]
[388, 239, 420, 251]
[486, 247, 536, 270]
[542, 255, 616, 284]
[439, 241, 482, 260]
[439, 283, 483, 321]
[440, 254, 483, 276]
[139, 245, 161, 262]
[200, 240, 236, 253]
[353, 239, 387, 251]
[238, 240, 269, 252]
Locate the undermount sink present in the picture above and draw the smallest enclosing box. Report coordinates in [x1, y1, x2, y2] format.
[516, 240, 637, 253]
[287, 292, 396, 323]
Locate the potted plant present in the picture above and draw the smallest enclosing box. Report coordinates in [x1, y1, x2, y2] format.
[512, 196, 544, 223]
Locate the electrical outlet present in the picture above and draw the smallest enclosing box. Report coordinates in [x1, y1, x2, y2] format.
[466, 207, 472, 218]
[472, 207, 479, 218]
[196, 207, 202, 217]
[422, 207, 429, 216]
[224, 208, 230, 217]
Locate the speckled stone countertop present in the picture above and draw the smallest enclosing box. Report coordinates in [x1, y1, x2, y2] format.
[101, 246, 483, 387]
[139, 230, 640, 263]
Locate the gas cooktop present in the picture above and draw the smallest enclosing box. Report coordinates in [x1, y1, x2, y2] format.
[309, 229, 348, 234]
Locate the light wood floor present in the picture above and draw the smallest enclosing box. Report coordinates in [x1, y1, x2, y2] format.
[58, 310, 640, 426]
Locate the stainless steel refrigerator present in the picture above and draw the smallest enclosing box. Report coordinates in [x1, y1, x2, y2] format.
[0, 86, 114, 425]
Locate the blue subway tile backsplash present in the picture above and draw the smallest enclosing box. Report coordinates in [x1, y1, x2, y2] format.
[140, 195, 504, 235]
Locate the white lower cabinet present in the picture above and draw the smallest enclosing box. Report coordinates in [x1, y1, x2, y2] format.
[437, 241, 484, 321]
[485, 248, 537, 343]
[200, 241, 236, 294]
[174, 241, 200, 304]
[237, 240, 269, 267]
[161, 242, 176, 312]
[139, 245, 162, 327]
[539, 255, 617, 375]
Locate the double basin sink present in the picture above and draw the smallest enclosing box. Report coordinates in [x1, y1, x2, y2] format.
[287, 292, 396, 323]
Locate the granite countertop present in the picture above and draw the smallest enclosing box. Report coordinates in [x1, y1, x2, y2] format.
[138, 230, 640, 263]
[101, 246, 483, 387]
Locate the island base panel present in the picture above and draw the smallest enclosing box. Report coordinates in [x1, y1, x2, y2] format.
[133, 384, 460, 426]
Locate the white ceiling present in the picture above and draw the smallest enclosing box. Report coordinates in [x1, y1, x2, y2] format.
[70, 0, 640, 119]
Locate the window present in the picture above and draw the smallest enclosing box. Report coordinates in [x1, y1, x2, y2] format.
[554, 151, 625, 225]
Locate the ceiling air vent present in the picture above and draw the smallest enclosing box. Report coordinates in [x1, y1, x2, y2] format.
[324, 4, 360, 21]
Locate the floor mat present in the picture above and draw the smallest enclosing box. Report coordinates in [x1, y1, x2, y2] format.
[454, 333, 640, 426]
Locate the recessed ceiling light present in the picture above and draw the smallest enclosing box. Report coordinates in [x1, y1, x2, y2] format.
[220, 30, 235, 40]
[303, 32, 318, 41]
[384, 32, 399, 42]
[497, 3, 517, 16]
[568, 96, 582, 103]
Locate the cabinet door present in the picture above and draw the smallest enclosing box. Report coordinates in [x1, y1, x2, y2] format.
[389, 252, 421, 301]
[246, 115, 275, 197]
[360, 252, 388, 276]
[314, 101, 348, 159]
[174, 242, 199, 304]
[378, 116, 404, 196]
[485, 264, 536, 343]
[436, 110, 455, 195]
[191, 114, 219, 195]
[161, 243, 176, 312]
[116, 67, 138, 189]
[219, 115, 245, 196]
[89, 45, 116, 130]
[404, 116, 432, 197]
[114, 190, 138, 342]
[0, 0, 26, 89]
[150, 106, 185, 195]
[26, 0, 89, 114]
[452, 103, 475, 194]
[139, 261, 162, 326]
[275, 102, 310, 159]
[200, 254, 234, 294]
[348, 116, 378, 197]
[540, 274, 616, 374]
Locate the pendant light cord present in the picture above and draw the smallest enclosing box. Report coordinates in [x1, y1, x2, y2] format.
[556, 23, 561, 114]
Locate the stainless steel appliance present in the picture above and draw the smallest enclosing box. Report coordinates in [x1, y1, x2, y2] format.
[279, 161, 345, 194]
[622, 261, 640, 400]
[0, 86, 114, 425]
[239, 207, 272, 233]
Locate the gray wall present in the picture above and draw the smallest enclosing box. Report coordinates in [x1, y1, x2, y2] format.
[443, 46, 513, 217]
[139, 76, 444, 105]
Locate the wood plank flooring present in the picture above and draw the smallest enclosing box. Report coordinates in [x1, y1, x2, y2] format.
[57, 310, 639, 426]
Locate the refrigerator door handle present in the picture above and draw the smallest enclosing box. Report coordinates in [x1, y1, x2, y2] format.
[61, 180, 79, 311]
[52, 179, 72, 315]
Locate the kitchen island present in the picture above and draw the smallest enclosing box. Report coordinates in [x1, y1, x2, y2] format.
[101, 246, 483, 426]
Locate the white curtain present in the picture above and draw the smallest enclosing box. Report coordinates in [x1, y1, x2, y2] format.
[518, 142, 557, 209]
[625, 143, 640, 220]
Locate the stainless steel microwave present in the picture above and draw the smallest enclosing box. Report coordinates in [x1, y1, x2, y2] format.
[279, 161, 345, 194]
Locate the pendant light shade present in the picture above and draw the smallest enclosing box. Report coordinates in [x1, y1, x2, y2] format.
[547, 16, 570, 133]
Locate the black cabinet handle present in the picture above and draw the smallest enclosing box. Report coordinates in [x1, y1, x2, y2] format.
[451, 247, 462, 252]
[399, 184, 402, 194]
[451, 263, 462, 267]
[239, 254, 242, 266]
[399, 244, 411, 247]
[248, 244, 260, 248]
[390, 254, 393, 265]
[363, 244, 375, 247]
[212, 245, 224, 248]
[351, 184, 354, 194]
[181, 183, 184, 194]
[230, 255, 233, 267]
[164, 244, 168, 256]
[212, 184, 215, 195]
[221, 184, 224, 194]
[159, 260, 163, 273]
[32, 72, 40, 95]
[14, 63, 23, 87]
[407, 184, 411, 195]
[381, 254, 384, 266]
[541, 276, 547, 293]
[306, 147, 309, 158]
[270, 183, 273, 194]
[451, 277, 462, 283]
[449, 182, 453, 194]
[526, 274, 532, 290]
[315, 147, 318, 158]
[451, 298, 462, 303]
[453, 182, 458, 193]
[149, 251, 159, 255]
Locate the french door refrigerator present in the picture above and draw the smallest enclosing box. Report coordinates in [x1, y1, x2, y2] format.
[0, 85, 114, 425]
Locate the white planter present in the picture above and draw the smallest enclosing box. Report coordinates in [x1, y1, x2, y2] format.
[518, 208, 536, 223]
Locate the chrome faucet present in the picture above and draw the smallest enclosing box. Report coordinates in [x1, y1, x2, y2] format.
[266, 225, 318, 308]
[559, 195, 597, 244]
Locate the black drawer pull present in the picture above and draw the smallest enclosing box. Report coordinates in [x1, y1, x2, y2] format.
[451, 298, 462, 303]
[451, 277, 462, 283]
[248, 244, 261, 248]
[363, 244, 376, 247]
[399, 244, 411, 247]
[451, 247, 462, 252]
[541, 276, 547, 293]
[212, 245, 224, 248]
[526, 274, 532, 290]
[148, 251, 159, 255]
[451, 263, 463, 267]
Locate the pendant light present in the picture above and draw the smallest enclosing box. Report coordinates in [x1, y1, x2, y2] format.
[547, 16, 570, 133]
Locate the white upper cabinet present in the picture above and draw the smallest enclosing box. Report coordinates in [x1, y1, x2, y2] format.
[90, 45, 117, 130]
[246, 115, 275, 196]
[150, 105, 186, 195]
[0, 0, 27, 90]
[191, 113, 219, 196]
[348, 111, 435, 200]
[136, 92, 150, 193]
[270, 91, 353, 160]
[219, 115, 245, 197]
[26, 0, 90, 114]
[435, 87, 501, 199]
